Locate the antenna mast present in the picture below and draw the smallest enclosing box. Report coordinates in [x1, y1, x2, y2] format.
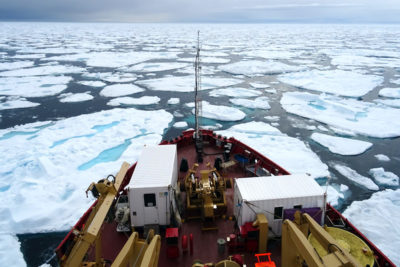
[194, 31, 203, 162]
[194, 30, 202, 140]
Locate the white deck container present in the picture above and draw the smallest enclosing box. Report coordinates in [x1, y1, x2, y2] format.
[128, 145, 178, 227]
[234, 174, 325, 236]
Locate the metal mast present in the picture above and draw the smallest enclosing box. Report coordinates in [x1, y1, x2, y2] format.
[194, 30, 202, 141]
[194, 31, 203, 162]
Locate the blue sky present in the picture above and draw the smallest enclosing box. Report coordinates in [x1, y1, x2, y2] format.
[0, 0, 399, 23]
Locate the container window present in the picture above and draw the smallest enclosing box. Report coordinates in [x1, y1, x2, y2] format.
[294, 205, 302, 210]
[274, 207, 283, 220]
[144, 193, 156, 207]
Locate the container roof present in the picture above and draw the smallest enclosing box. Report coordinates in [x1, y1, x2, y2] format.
[236, 174, 324, 201]
[129, 144, 176, 188]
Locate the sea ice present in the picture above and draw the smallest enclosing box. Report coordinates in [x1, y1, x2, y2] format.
[311, 133, 372, 156]
[374, 99, 400, 108]
[167, 98, 180, 105]
[230, 97, 271, 110]
[194, 101, 246, 121]
[378, 88, 400, 98]
[331, 54, 400, 68]
[324, 185, 344, 207]
[83, 72, 137, 83]
[11, 54, 46, 59]
[249, 82, 270, 89]
[340, 184, 349, 192]
[0, 61, 34, 71]
[59, 93, 93, 103]
[121, 62, 188, 72]
[374, 154, 390, 162]
[281, 92, 400, 138]
[0, 108, 173, 238]
[0, 97, 40, 110]
[178, 56, 230, 64]
[217, 121, 329, 179]
[209, 88, 261, 98]
[265, 88, 277, 94]
[173, 121, 188, 128]
[391, 78, 400, 85]
[0, 65, 85, 77]
[219, 60, 305, 76]
[278, 70, 383, 97]
[333, 164, 379, 191]
[264, 116, 280, 122]
[343, 189, 400, 266]
[100, 84, 144, 97]
[107, 96, 160, 106]
[0, 234, 26, 267]
[136, 76, 242, 92]
[369, 167, 399, 186]
[0, 76, 72, 97]
[78, 81, 106, 87]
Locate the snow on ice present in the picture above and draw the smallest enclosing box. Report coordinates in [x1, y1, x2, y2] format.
[278, 70, 383, 97]
[369, 167, 399, 186]
[219, 60, 305, 76]
[0, 65, 85, 77]
[100, 84, 144, 97]
[121, 62, 188, 72]
[230, 97, 271, 110]
[281, 92, 400, 138]
[343, 189, 400, 266]
[378, 88, 400, 98]
[59, 93, 94, 103]
[333, 164, 379, 191]
[217, 121, 329, 179]
[167, 98, 180, 105]
[173, 121, 188, 128]
[311, 133, 372, 156]
[0, 61, 34, 71]
[0, 97, 40, 110]
[209, 87, 261, 98]
[374, 154, 390, 162]
[137, 76, 242, 92]
[194, 101, 246, 121]
[107, 96, 160, 106]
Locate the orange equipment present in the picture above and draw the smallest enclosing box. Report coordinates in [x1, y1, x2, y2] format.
[254, 253, 276, 267]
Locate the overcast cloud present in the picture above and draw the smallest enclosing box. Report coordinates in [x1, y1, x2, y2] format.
[0, 0, 399, 23]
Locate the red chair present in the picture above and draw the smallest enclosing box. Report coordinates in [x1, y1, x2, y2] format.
[254, 253, 276, 267]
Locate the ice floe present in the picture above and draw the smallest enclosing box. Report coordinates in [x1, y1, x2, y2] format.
[278, 70, 383, 97]
[217, 121, 329, 179]
[333, 164, 378, 191]
[264, 116, 280, 122]
[325, 185, 344, 207]
[100, 84, 144, 97]
[84, 72, 137, 83]
[378, 88, 400, 98]
[137, 76, 242, 92]
[331, 54, 400, 68]
[11, 54, 46, 59]
[369, 167, 399, 186]
[0, 65, 85, 77]
[311, 133, 372, 156]
[195, 101, 246, 121]
[167, 98, 180, 105]
[209, 88, 261, 98]
[107, 96, 160, 106]
[343, 189, 400, 266]
[173, 121, 188, 128]
[281, 92, 400, 138]
[230, 97, 271, 110]
[374, 99, 400, 108]
[78, 81, 106, 87]
[59, 92, 93, 103]
[249, 82, 270, 89]
[340, 184, 349, 192]
[219, 60, 305, 76]
[374, 154, 390, 162]
[0, 76, 72, 97]
[121, 62, 188, 72]
[0, 108, 173, 237]
[0, 97, 40, 110]
[0, 234, 26, 267]
[0, 61, 34, 71]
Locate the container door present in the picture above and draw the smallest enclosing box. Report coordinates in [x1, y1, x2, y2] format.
[143, 193, 158, 224]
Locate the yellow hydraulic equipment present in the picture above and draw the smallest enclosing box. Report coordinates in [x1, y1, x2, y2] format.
[61, 162, 130, 267]
[282, 212, 364, 267]
[192, 256, 241, 267]
[111, 229, 161, 267]
[309, 227, 374, 266]
[184, 163, 227, 228]
[253, 214, 269, 253]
